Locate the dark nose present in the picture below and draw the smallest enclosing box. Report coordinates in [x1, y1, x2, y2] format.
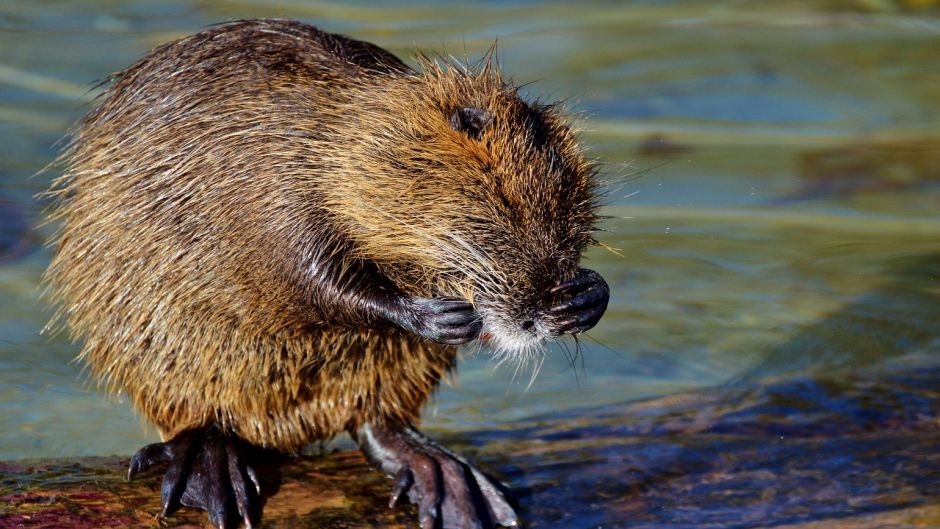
[543, 268, 609, 335]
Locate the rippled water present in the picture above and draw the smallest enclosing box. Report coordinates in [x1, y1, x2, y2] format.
[1, 0, 938, 486]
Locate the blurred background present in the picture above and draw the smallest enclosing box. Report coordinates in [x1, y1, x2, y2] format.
[1, 0, 938, 484]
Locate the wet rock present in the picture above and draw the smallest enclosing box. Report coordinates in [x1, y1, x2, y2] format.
[0, 452, 414, 529]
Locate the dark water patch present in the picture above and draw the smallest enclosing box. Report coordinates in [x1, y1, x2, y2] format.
[0, 196, 34, 264]
[779, 139, 940, 202]
[636, 133, 695, 157]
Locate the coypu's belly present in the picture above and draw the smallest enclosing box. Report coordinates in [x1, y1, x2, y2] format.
[125, 325, 457, 449]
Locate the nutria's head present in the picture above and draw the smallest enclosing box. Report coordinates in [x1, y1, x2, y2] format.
[318, 57, 603, 358]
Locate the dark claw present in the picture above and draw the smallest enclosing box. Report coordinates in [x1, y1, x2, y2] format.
[201, 440, 231, 529]
[549, 317, 575, 336]
[390, 468, 414, 508]
[555, 301, 608, 334]
[547, 282, 607, 314]
[549, 270, 597, 295]
[226, 442, 259, 528]
[128, 441, 171, 480]
[245, 464, 261, 496]
[159, 432, 198, 517]
[127, 426, 265, 529]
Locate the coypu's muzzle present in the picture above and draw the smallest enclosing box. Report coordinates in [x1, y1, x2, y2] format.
[480, 268, 609, 354]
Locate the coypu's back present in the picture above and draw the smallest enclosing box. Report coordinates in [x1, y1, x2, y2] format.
[44, 19, 598, 448]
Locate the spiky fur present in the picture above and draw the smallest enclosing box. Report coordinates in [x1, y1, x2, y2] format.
[44, 19, 599, 452]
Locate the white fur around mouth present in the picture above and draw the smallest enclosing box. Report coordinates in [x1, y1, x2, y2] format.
[477, 309, 549, 368]
[472, 311, 557, 392]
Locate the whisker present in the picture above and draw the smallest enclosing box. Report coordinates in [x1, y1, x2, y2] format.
[524, 353, 545, 394]
[560, 338, 582, 392]
[559, 339, 575, 371]
[573, 335, 587, 389]
[582, 334, 625, 362]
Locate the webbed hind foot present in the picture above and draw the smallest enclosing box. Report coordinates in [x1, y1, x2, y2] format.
[357, 422, 520, 529]
[128, 426, 264, 529]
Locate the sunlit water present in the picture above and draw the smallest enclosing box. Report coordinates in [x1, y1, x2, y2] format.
[1, 0, 938, 487]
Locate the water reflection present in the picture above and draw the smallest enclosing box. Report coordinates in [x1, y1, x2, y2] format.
[736, 252, 940, 381]
[458, 362, 940, 528]
[791, 139, 940, 201]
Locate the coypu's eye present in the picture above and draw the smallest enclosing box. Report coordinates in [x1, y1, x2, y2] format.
[449, 107, 493, 139]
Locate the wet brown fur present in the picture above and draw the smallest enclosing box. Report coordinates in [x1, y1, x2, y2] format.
[44, 20, 598, 452]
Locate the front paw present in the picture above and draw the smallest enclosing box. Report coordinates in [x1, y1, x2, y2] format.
[396, 297, 483, 345]
[546, 268, 609, 335]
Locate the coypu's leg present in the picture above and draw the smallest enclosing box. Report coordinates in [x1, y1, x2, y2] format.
[356, 422, 520, 529]
[304, 241, 482, 344]
[128, 426, 271, 529]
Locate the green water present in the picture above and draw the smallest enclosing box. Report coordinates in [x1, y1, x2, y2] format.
[1, 0, 938, 473]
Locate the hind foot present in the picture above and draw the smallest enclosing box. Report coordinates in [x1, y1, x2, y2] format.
[128, 426, 262, 529]
[356, 422, 520, 529]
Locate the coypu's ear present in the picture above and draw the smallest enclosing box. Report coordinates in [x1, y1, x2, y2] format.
[449, 107, 493, 139]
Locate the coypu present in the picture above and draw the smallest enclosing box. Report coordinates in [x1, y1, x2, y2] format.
[45, 19, 609, 529]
